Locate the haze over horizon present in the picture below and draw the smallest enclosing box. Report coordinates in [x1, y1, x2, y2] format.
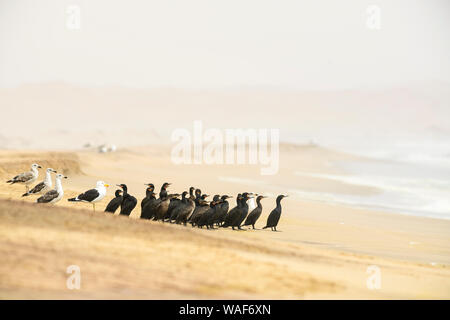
[1, 0, 449, 162]
[1, 0, 449, 90]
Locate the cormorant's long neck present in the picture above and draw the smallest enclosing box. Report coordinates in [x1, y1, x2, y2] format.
[122, 186, 128, 196]
[256, 198, 263, 208]
[160, 187, 167, 199]
[146, 188, 152, 198]
[276, 198, 282, 210]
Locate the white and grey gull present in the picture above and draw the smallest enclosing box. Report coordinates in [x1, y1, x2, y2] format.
[7, 163, 42, 193]
[36, 173, 67, 204]
[22, 168, 57, 197]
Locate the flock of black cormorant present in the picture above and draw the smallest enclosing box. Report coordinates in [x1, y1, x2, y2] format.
[6, 164, 287, 231]
[105, 183, 287, 231]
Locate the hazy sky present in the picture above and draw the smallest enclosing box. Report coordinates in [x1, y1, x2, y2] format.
[0, 0, 449, 89]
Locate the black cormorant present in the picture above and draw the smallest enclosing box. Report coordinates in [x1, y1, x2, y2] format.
[210, 195, 232, 226]
[117, 184, 137, 216]
[140, 192, 157, 219]
[169, 191, 188, 222]
[221, 194, 243, 229]
[166, 187, 186, 220]
[159, 182, 171, 199]
[189, 194, 209, 221]
[243, 195, 266, 229]
[197, 195, 220, 229]
[189, 196, 210, 226]
[154, 193, 180, 221]
[104, 189, 123, 213]
[262, 195, 288, 231]
[194, 188, 202, 206]
[233, 192, 253, 230]
[140, 183, 155, 215]
[175, 193, 196, 225]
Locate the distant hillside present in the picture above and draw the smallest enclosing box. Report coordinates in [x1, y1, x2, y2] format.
[1, 82, 449, 149]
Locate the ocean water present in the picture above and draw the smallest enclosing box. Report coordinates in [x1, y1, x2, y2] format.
[219, 133, 450, 220]
[292, 136, 450, 220]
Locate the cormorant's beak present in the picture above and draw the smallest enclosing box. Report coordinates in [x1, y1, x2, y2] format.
[116, 184, 122, 187]
[261, 196, 267, 198]
[284, 195, 289, 197]
[104, 184, 110, 187]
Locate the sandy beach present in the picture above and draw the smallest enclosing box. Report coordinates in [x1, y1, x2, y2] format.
[0, 146, 449, 299]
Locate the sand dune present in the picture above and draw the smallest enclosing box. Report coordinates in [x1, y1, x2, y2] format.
[0, 146, 450, 299]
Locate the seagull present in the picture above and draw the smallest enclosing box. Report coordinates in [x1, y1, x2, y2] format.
[36, 173, 67, 204]
[22, 168, 57, 197]
[68, 181, 109, 212]
[7, 163, 41, 193]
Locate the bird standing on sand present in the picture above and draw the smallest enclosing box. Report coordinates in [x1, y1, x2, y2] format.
[68, 181, 109, 212]
[36, 173, 67, 204]
[7, 163, 41, 193]
[189, 194, 209, 225]
[117, 184, 137, 216]
[221, 193, 242, 229]
[222, 193, 253, 230]
[213, 195, 232, 226]
[169, 191, 188, 222]
[154, 193, 180, 221]
[140, 191, 158, 219]
[232, 192, 254, 230]
[166, 187, 193, 221]
[174, 193, 195, 225]
[198, 195, 221, 229]
[189, 197, 209, 226]
[104, 189, 123, 213]
[263, 195, 288, 231]
[22, 168, 57, 196]
[140, 183, 155, 214]
[243, 195, 267, 229]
